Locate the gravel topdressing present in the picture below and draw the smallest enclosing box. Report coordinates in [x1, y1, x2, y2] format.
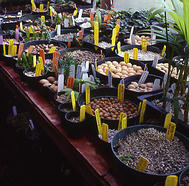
[114, 128, 189, 175]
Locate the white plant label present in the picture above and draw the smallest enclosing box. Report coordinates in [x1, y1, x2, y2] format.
[152, 79, 160, 91]
[152, 33, 156, 45]
[138, 71, 149, 84]
[69, 64, 75, 78]
[171, 83, 176, 94]
[57, 24, 61, 36]
[29, 119, 35, 131]
[58, 74, 64, 92]
[93, 0, 96, 11]
[108, 70, 112, 87]
[76, 65, 82, 79]
[72, 16, 75, 26]
[58, 13, 62, 19]
[78, 9, 83, 19]
[162, 74, 168, 89]
[81, 73, 89, 93]
[165, 92, 171, 112]
[131, 34, 136, 45]
[152, 55, 159, 68]
[12, 106, 17, 116]
[64, 19, 69, 28]
[120, 78, 124, 85]
[130, 26, 134, 40]
[91, 64, 96, 79]
[90, 75, 95, 82]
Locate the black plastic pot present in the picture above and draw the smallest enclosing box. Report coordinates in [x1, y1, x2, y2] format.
[179, 166, 189, 186]
[23, 40, 66, 57]
[64, 111, 86, 139]
[138, 92, 189, 138]
[58, 102, 73, 120]
[0, 55, 16, 67]
[78, 87, 139, 136]
[14, 61, 26, 75]
[96, 56, 146, 87]
[123, 74, 163, 97]
[1, 18, 20, 30]
[20, 14, 51, 24]
[54, 91, 71, 107]
[22, 67, 48, 87]
[111, 124, 189, 186]
[117, 45, 165, 65]
[31, 4, 48, 16]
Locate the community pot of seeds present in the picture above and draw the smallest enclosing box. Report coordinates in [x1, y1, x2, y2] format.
[64, 111, 86, 139]
[179, 166, 189, 186]
[123, 74, 163, 97]
[111, 124, 189, 185]
[96, 56, 146, 87]
[78, 87, 139, 136]
[117, 45, 164, 65]
[60, 47, 103, 64]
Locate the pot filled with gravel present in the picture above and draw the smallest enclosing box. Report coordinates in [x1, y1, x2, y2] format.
[111, 124, 189, 185]
[179, 166, 189, 186]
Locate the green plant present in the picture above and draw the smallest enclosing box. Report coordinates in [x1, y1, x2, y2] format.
[118, 153, 132, 164]
[17, 52, 33, 68]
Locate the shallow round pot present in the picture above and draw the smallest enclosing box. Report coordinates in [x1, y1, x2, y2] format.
[179, 166, 189, 186]
[111, 124, 189, 185]
[58, 102, 73, 120]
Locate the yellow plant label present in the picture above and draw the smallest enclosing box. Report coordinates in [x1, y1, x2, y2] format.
[8, 40, 14, 56]
[20, 22, 23, 31]
[102, 123, 109, 142]
[164, 113, 172, 128]
[73, 8, 78, 16]
[29, 26, 33, 33]
[124, 52, 129, 64]
[80, 105, 86, 121]
[33, 55, 36, 67]
[121, 116, 127, 130]
[85, 86, 90, 105]
[136, 156, 149, 172]
[133, 48, 138, 60]
[12, 45, 17, 56]
[142, 39, 147, 52]
[139, 99, 147, 124]
[94, 22, 99, 46]
[166, 122, 176, 140]
[3, 43, 6, 56]
[38, 56, 44, 73]
[117, 41, 121, 54]
[144, 64, 147, 71]
[40, 4, 44, 12]
[50, 9, 52, 17]
[138, 102, 142, 112]
[106, 68, 111, 76]
[41, 16, 45, 25]
[115, 24, 120, 36]
[117, 84, 125, 101]
[49, 47, 56, 53]
[31, 0, 36, 11]
[111, 28, 116, 50]
[47, 1, 49, 10]
[71, 91, 76, 111]
[95, 109, 102, 135]
[165, 175, 178, 186]
[35, 63, 41, 77]
[162, 45, 166, 57]
[86, 105, 92, 115]
[118, 112, 126, 130]
[95, 59, 97, 70]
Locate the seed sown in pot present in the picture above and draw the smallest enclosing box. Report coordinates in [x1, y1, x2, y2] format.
[88, 97, 138, 120]
[114, 128, 189, 175]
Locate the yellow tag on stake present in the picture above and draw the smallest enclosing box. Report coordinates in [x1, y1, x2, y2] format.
[142, 39, 147, 52]
[166, 122, 176, 141]
[136, 156, 149, 172]
[33, 55, 36, 67]
[117, 84, 125, 101]
[40, 4, 44, 12]
[165, 175, 178, 186]
[35, 63, 42, 77]
[111, 28, 116, 50]
[139, 99, 147, 124]
[49, 47, 56, 53]
[121, 116, 127, 130]
[138, 102, 142, 112]
[20, 22, 23, 31]
[118, 112, 126, 130]
[124, 52, 129, 64]
[73, 8, 78, 16]
[133, 48, 138, 60]
[85, 86, 90, 105]
[80, 105, 86, 121]
[102, 123, 109, 142]
[86, 105, 93, 115]
[94, 22, 99, 46]
[12, 45, 17, 56]
[3, 43, 6, 56]
[29, 26, 33, 34]
[41, 16, 45, 25]
[106, 68, 111, 76]
[38, 56, 44, 73]
[164, 113, 172, 128]
[162, 45, 166, 57]
[71, 91, 76, 111]
[117, 41, 121, 54]
[95, 109, 102, 135]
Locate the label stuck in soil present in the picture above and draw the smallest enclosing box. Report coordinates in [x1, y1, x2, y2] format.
[165, 175, 178, 186]
[94, 22, 99, 46]
[166, 122, 176, 140]
[136, 156, 149, 172]
[33, 55, 36, 67]
[40, 4, 44, 12]
[71, 91, 76, 111]
[117, 41, 121, 54]
[118, 112, 126, 130]
[18, 43, 24, 59]
[121, 116, 127, 130]
[142, 39, 147, 52]
[86, 105, 92, 115]
[3, 43, 6, 56]
[80, 105, 85, 121]
[108, 70, 112, 87]
[95, 109, 102, 135]
[85, 86, 90, 105]
[164, 113, 172, 128]
[20, 22, 23, 31]
[133, 48, 138, 60]
[139, 99, 147, 124]
[102, 123, 108, 142]
[124, 52, 129, 63]
[117, 84, 125, 101]
[49, 47, 56, 53]
[58, 74, 64, 93]
[162, 45, 166, 57]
